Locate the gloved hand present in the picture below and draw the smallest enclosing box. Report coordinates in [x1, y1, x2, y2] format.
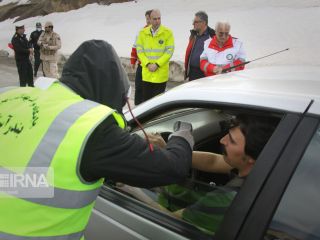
[168, 121, 194, 150]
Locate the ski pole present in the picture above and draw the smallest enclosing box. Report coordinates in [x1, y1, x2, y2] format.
[221, 48, 289, 73]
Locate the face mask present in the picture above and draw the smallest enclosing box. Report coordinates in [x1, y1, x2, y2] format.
[36, 28, 42, 31]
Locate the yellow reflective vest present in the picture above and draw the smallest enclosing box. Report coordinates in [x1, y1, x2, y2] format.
[0, 83, 125, 239]
[136, 25, 174, 83]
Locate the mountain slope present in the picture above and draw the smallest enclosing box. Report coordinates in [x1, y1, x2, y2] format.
[0, 0, 131, 22]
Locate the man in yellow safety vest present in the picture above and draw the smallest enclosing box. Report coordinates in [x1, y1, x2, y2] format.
[136, 9, 174, 102]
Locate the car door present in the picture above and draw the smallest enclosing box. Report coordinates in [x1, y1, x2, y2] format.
[85, 103, 300, 240]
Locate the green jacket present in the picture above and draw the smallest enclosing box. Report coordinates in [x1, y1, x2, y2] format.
[182, 175, 245, 235]
[158, 184, 206, 212]
[182, 187, 237, 235]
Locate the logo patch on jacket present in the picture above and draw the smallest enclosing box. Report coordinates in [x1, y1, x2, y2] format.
[0, 95, 39, 136]
[158, 39, 164, 44]
[226, 54, 234, 60]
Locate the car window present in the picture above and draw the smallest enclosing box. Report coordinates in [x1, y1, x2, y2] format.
[131, 108, 229, 144]
[265, 124, 320, 240]
[120, 108, 232, 236]
[105, 107, 281, 237]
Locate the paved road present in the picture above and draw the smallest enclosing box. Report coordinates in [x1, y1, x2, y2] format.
[0, 57, 20, 87]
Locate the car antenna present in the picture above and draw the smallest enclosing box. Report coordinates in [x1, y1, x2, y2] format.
[126, 98, 154, 152]
[222, 48, 289, 73]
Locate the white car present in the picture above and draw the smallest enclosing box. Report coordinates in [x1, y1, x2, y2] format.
[85, 66, 320, 240]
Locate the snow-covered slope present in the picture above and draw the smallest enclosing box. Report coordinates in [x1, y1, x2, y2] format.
[1, 0, 320, 69]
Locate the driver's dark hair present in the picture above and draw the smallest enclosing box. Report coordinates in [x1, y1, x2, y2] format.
[236, 114, 279, 160]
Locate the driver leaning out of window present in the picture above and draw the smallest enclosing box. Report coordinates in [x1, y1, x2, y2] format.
[118, 114, 278, 234]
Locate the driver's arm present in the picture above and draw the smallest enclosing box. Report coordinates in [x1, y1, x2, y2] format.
[192, 151, 232, 173]
[148, 133, 232, 174]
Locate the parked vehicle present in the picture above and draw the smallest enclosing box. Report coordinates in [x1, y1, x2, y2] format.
[85, 66, 320, 240]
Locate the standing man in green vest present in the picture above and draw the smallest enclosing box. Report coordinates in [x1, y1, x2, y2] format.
[0, 40, 194, 239]
[136, 9, 174, 102]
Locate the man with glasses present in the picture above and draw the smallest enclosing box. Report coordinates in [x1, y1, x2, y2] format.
[200, 22, 246, 77]
[185, 11, 215, 81]
[38, 21, 61, 78]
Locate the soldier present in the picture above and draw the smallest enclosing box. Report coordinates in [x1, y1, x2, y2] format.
[29, 22, 44, 77]
[11, 25, 34, 87]
[37, 21, 61, 78]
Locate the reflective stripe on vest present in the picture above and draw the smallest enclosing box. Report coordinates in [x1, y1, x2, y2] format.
[0, 84, 125, 238]
[0, 231, 84, 240]
[136, 25, 174, 83]
[0, 99, 104, 208]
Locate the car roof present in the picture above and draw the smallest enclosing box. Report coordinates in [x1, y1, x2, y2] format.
[128, 66, 320, 117]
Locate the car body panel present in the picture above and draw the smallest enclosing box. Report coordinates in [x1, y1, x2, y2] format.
[308, 100, 320, 115]
[126, 66, 320, 119]
[85, 196, 189, 240]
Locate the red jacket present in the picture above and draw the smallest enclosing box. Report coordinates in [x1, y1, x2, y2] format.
[8, 43, 14, 50]
[200, 35, 246, 77]
[130, 47, 139, 65]
[130, 24, 149, 65]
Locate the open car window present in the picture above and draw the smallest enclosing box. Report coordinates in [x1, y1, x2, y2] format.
[131, 108, 230, 145]
[104, 106, 282, 237]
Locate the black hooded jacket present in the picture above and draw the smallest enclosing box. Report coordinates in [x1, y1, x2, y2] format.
[60, 40, 192, 187]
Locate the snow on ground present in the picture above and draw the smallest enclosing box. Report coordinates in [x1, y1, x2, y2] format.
[0, 0, 320, 69]
[0, 0, 30, 6]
